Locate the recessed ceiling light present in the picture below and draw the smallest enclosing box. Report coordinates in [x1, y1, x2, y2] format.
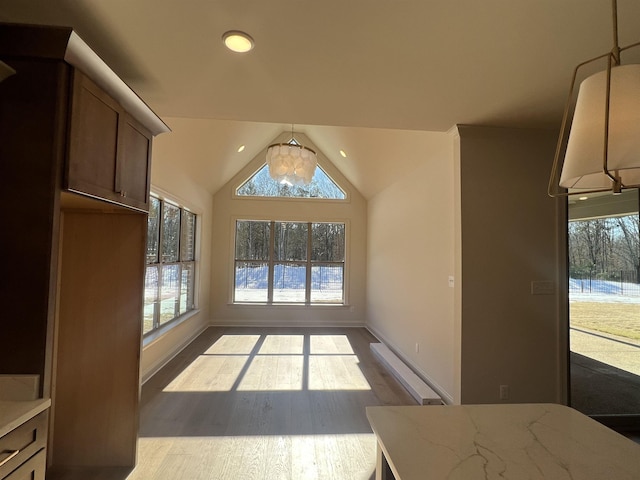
[222, 31, 254, 53]
[237, 145, 246, 153]
[339, 150, 347, 158]
[579, 196, 589, 200]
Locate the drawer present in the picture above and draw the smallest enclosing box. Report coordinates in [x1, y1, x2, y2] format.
[0, 411, 47, 479]
[2, 448, 45, 480]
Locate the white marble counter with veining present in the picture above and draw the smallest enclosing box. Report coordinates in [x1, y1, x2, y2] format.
[366, 403, 640, 480]
[0, 399, 51, 437]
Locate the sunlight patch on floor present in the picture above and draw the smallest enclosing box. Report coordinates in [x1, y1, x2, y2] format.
[162, 334, 372, 393]
[310, 335, 355, 354]
[238, 355, 305, 391]
[259, 334, 304, 354]
[309, 355, 371, 390]
[204, 334, 261, 355]
[130, 434, 376, 480]
[163, 355, 249, 392]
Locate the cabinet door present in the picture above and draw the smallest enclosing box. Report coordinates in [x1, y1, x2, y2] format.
[117, 114, 152, 211]
[66, 70, 120, 203]
[66, 70, 152, 212]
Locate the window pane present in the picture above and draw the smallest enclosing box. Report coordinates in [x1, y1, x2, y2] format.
[144, 265, 159, 334]
[147, 197, 160, 264]
[235, 261, 269, 302]
[236, 164, 346, 200]
[274, 222, 307, 261]
[162, 203, 180, 262]
[311, 264, 344, 303]
[180, 263, 195, 313]
[273, 263, 306, 303]
[181, 210, 196, 261]
[312, 223, 345, 262]
[235, 221, 270, 260]
[160, 264, 180, 325]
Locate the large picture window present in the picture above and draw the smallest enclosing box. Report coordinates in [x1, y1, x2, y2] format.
[234, 220, 345, 304]
[144, 195, 197, 335]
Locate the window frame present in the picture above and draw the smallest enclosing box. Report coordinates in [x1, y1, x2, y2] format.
[144, 194, 198, 337]
[233, 219, 347, 305]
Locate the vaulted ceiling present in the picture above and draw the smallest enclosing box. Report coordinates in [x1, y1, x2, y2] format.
[3, 0, 640, 197]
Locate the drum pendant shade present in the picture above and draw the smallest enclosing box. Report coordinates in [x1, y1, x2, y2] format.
[560, 64, 640, 190]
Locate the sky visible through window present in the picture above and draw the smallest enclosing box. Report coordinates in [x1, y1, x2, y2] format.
[237, 164, 345, 199]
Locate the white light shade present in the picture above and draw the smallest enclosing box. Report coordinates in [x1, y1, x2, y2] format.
[266, 143, 317, 185]
[560, 64, 640, 190]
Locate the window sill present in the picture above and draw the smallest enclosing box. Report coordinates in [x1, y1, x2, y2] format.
[143, 309, 200, 348]
[229, 302, 350, 308]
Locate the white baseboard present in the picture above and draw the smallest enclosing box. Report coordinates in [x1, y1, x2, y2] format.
[209, 319, 367, 328]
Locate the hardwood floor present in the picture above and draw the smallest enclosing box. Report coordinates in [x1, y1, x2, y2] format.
[66, 326, 415, 480]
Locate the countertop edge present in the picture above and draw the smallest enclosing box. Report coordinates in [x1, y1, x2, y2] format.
[0, 398, 51, 437]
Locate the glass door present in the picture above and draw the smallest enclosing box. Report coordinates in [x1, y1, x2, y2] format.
[568, 189, 640, 425]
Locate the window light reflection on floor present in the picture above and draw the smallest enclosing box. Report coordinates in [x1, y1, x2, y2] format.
[132, 434, 377, 480]
[308, 355, 371, 390]
[237, 355, 304, 391]
[258, 334, 304, 354]
[310, 334, 355, 354]
[163, 333, 371, 393]
[204, 334, 261, 355]
[162, 355, 249, 392]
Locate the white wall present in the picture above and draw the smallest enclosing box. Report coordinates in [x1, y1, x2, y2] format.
[366, 126, 568, 406]
[139, 118, 214, 382]
[210, 132, 368, 326]
[457, 125, 567, 405]
[366, 131, 457, 403]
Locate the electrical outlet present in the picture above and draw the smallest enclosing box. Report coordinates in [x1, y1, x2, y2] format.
[415, 343, 420, 353]
[499, 384, 509, 400]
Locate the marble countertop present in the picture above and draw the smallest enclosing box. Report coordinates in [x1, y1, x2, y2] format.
[0, 398, 51, 437]
[366, 403, 640, 480]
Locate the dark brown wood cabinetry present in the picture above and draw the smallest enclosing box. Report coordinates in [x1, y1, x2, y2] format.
[0, 23, 168, 475]
[67, 70, 152, 211]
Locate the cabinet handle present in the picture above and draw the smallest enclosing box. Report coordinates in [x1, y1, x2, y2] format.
[0, 449, 20, 468]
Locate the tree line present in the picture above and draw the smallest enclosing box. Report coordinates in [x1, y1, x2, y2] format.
[569, 214, 640, 282]
[236, 221, 345, 263]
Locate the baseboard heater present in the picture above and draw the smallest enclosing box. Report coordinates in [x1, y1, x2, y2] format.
[370, 343, 442, 405]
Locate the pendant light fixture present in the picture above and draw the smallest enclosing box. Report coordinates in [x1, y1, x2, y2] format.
[266, 126, 318, 186]
[549, 0, 640, 196]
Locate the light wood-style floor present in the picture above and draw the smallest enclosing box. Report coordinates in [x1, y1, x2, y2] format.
[51, 327, 415, 479]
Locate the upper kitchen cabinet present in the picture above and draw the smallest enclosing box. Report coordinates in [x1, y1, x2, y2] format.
[0, 23, 169, 213]
[67, 70, 153, 211]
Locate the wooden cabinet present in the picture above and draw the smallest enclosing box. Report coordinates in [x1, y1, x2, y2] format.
[52, 208, 145, 467]
[67, 70, 152, 211]
[0, 23, 168, 475]
[0, 412, 48, 480]
[3, 450, 45, 480]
